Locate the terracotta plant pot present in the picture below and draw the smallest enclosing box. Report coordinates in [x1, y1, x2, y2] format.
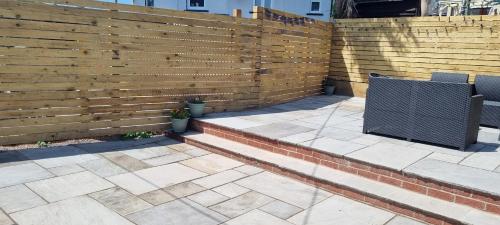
[171, 118, 189, 133]
[188, 103, 206, 118]
[325, 86, 336, 96]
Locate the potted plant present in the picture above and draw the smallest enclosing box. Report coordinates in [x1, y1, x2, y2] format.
[170, 108, 190, 133]
[324, 77, 336, 96]
[187, 96, 206, 118]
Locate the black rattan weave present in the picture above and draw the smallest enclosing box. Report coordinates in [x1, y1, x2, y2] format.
[475, 75, 500, 128]
[431, 72, 469, 83]
[363, 74, 484, 150]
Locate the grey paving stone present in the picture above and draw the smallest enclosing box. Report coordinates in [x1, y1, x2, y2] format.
[0, 210, 13, 225]
[199, 117, 266, 130]
[184, 147, 211, 157]
[409, 142, 473, 157]
[426, 152, 464, 164]
[213, 183, 250, 198]
[225, 209, 294, 225]
[0, 151, 29, 168]
[192, 170, 247, 189]
[127, 199, 228, 225]
[21, 146, 99, 168]
[79, 158, 127, 177]
[138, 189, 176, 206]
[346, 142, 432, 171]
[164, 142, 197, 152]
[142, 152, 191, 166]
[163, 182, 206, 198]
[243, 123, 314, 139]
[187, 190, 229, 207]
[121, 144, 173, 160]
[460, 147, 500, 171]
[135, 163, 207, 188]
[259, 200, 302, 220]
[26, 171, 114, 202]
[235, 172, 331, 209]
[209, 191, 274, 218]
[0, 185, 46, 213]
[101, 152, 151, 171]
[278, 130, 323, 144]
[107, 172, 158, 195]
[234, 165, 263, 175]
[287, 195, 394, 225]
[404, 158, 500, 196]
[316, 126, 362, 141]
[181, 154, 243, 174]
[47, 164, 86, 176]
[386, 216, 427, 225]
[300, 137, 366, 156]
[331, 119, 364, 132]
[349, 134, 383, 146]
[89, 187, 153, 216]
[10, 196, 134, 225]
[0, 163, 53, 188]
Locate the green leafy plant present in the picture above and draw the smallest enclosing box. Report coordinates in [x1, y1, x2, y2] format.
[188, 96, 205, 104]
[37, 140, 49, 148]
[122, 131, 154, 140]
[170, 108, 190, 119]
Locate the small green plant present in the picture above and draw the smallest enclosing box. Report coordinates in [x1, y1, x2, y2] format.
[170, 108, 190, 119]
[188, 96, 205, 104]
[37, 140, 49, 148]
[122, 131, 154, 140]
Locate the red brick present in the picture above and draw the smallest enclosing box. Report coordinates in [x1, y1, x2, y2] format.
[485, 203, 500, 214]
[304, 155, 320, 164]
[379, 176, 402, 187]
[427, 189, 454, 202]
[455, 195, 486, 210]
[343, 190, 365, 202]
[338, 164, 357, 174]
[357, 169, 379, 180]
[349, 161, 370, 170]
[471, 192, 500, 205]
[369, 167, 392, 176]
[402, 182, 427, 194]
[288, 152, 304, 160]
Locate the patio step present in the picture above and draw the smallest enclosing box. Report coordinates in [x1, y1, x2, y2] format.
[174, 131, 500, 225]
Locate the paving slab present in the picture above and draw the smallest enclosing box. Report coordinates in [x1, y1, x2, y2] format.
[21, 146, 99, 168]
[287, 195, 394, 225]
[460, 147, 500, 171]
[0, 185, 46, 213]
[386, 216, 427, 225]
[192, 170, 247, 189]
[349, 134, 383, 146]
[10, 196, 134, 225]
[127, 199, 228, 225]
[120, 144, 173, 160]
[0, 151, 29, 168]
[0, 210, 13, 225]
[259, 200, 303, 220]
[346, 142, 432, 171]
[426, 152, 464, 164]
[404, 158, 500, 196]
[234, 165, 263, 175]
[209, 191, 274, 218]
[181, 154, 243, 174]
[225, 209, 294, 225]
[101, 152, 151, 171]
[89, 187, 152, 215]
[135, 163, 207, 187]
[138, 189, 176, 206]
[235, 172, 331, 209]
[300, 137, 366, 156]
[0, 163, 53, 188]
[79, 158, 127, 177]
[142, 152, 191, 166]
[163, 182, 206, 198]
[107, 172, 158, 195]
[199, 117, 266, 130]
[164, 142, 198, 152]
[213, 183, 250, 198]
[184, 147, 211, 157]
[187, 190, 229, 207]
[47, 164, 86, 176]
[243, 123, 314, 139]
[278, 130, 323, 144]
[26, 171, 114, 202]
[316, 126, 362, 141]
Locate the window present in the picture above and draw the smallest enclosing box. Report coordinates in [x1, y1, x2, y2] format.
[311, 1, 320, 12]
[145, 0, 154, 7]
[189, 0, 205, 8]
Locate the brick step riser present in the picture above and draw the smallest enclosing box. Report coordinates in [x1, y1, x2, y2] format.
[190, 120, 500, 215]
[169, 132, 462, 225]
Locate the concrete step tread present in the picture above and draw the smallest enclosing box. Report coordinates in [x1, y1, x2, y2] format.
[183, 131, 500, 225]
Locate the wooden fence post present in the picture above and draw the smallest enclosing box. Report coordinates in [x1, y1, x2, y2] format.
[251, 6, 264, 106]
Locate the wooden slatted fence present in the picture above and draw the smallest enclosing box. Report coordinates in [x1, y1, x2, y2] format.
[329, 16, 500, 96]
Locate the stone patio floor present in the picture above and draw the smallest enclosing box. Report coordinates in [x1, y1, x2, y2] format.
[199, 95, 500, 196]
[0, 136, 426, 225]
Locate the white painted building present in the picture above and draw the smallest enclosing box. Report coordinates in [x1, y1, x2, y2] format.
[130, 0, 332, 21]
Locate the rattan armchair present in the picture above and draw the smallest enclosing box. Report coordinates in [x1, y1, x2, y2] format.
[475, 75, 500, 128]
[431, 72, 469, 83]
